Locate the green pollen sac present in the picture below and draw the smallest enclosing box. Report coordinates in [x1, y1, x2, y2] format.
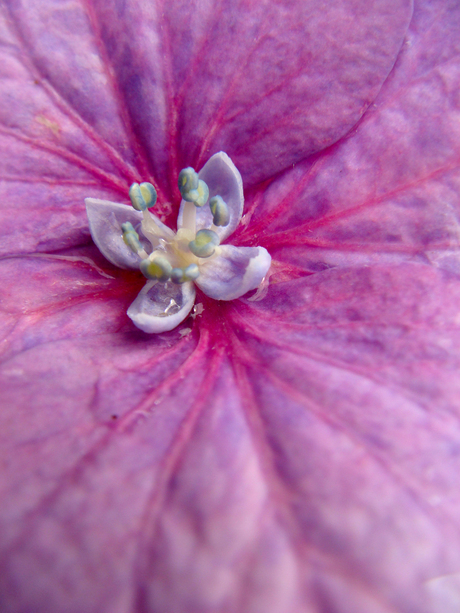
[178, 167, 199, 195]
[189, 229, 220, 258]
[178, 167, 209, 207]
[121, 221, 142, 254]
[209, 195, 230, 226]
[140, 256, 172, 281]
[171, 263, 200, 284]
[129, 182, 157, 211]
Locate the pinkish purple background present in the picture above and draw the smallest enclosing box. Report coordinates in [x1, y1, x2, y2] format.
[1, 0, 460, 611]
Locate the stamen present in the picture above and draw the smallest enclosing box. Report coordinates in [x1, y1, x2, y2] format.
[178, 167, 209, 207]
[178, 167, 198, 195]
[121, 222, 148, 258]
[209, 195, 230, 226]
[140, 255, 172, 281]
[129, 182, 157, 211]
[171, 263, 200, 284]
[188, 229, 220, 258]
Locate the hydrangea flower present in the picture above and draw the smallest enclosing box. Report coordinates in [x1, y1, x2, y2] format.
[1, 0, 460, 612]
[86, 152, 271, 332]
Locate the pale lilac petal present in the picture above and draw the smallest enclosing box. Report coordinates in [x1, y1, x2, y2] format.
[85, 198, 173, 270]
[196, 245, 271, 301]
[127, 280, 195, 333]
[177, 152, 244, 241]
[85, 198, 144, 269]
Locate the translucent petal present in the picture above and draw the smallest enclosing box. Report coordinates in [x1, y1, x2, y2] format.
[177, 152, 243, 241]
[127, 280, 195, 333]
[85, 198, 172, 270]
[196, 245, 271, 301]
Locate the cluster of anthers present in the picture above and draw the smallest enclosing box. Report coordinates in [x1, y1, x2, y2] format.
[85, 152, 271, 333]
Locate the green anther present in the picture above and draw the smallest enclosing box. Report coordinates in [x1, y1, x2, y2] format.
[171, 263, 200, 284]
[121, 221, 142, 254]
[140, 256, 172, 281]
[129, 182, 157, 211]
[185, 263, 200, 280]
[170, 268, 185, 284]
[178, 168, 209, 207]
[189, 229, 220, 258]
[190, 180, 209, 207]
[209, 195, 230, 226]
[178, 167, 199, 196]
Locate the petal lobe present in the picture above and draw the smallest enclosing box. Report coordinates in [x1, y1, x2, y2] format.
[127, 280, 196, 333]
[196, 245, 271, 301]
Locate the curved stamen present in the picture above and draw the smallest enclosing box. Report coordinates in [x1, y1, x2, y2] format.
[121, 222, 148, 258]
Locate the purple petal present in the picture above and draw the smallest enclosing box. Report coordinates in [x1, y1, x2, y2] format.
[85, 198, 144, 269]
[196, 245, 271, 301]
[1, 256, 460, 611]
[127, 280, 195, 333]
[1, 0, 460, 611]
[85, 198, 173, 270]
[228, 263, 460, 611]
[7, 0, 413, 192]
[177, 152, 244, 241]
[240, 0, 460, 274]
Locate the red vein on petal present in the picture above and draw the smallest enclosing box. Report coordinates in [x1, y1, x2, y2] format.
[157, 0, 180, 201]
[0, 331, 209, 563]
[81, 0, 154, 182]
[38, 77, 143, 185]
[261, 157, 460, 249]
[230, 346, 402, 612]
[2, 3, 146, 188]
[0, 127, 128, 194]
[231, 308, 458, 417]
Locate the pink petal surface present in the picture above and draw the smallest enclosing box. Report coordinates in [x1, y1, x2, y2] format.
[1, 0, 460, 612]
[237, 0, 460, 276]
[0, 0, 411, 255]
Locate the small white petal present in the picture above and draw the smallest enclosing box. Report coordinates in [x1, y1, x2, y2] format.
[127, 280, 195, 333]
[177, 152, 244, 240]
[85, 198, 173, 270]
[196, 245, 271, 301]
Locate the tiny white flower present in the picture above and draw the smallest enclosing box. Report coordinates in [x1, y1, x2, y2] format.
[85, 152, 271, 333]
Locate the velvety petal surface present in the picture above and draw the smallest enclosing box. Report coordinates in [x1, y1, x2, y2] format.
[2, 0, 460, 612]
[0, 0, 411, 261]
[236, 0, 460, 278]
[1, 254, 460, 612]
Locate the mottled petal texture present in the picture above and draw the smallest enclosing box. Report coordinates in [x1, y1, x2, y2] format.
[1, 0, 460, 612]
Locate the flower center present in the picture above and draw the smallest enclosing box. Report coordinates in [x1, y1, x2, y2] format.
[121, 167, 230, 285]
